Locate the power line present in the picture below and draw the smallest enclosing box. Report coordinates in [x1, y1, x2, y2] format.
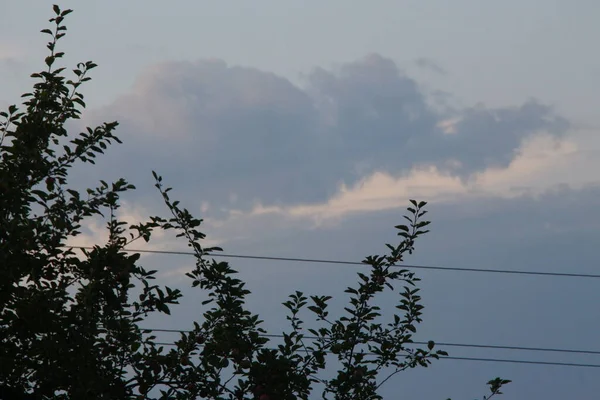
[441, 356, 600, 369]
[69, 245, 600, 279]
[151, 341, 600, 369]
[145, 328, 600, 357]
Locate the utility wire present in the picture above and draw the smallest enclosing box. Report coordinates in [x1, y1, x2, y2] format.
[70, 246, 600, 368]
[151, 341, 600, 369]
[440, 356, 600, 369]
[69, 245, 600, 279]
[145, 328, 600, 357]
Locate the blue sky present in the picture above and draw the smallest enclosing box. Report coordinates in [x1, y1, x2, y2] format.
[2, 1, 600, 398]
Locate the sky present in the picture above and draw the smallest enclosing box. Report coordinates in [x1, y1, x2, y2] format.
[2, 1, 600, 398]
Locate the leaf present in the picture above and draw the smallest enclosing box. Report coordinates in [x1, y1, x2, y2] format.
[307, 306, 321, 314]
[416, 221, 431, 228]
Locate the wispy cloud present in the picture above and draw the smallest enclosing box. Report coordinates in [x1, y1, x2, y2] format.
[415, 57, 447, 75]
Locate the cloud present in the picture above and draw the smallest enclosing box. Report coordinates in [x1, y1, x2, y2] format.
[305, 54, 438, 176]
[415, 57, 447, 75]
[421, 101, 570, 176]
[0, 41, 25, 62]
[0, 41, 27, 71]
[80, 53, 573, 214]
[88, 59, 325, 206]
[65, 201, 223, 255]
[206, 132, 589, 226]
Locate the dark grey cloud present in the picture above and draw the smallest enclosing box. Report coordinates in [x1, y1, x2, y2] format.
[306, 54, 570, 178]
[415, 100, 570, 176]
[306, 54, 438, 178]
[79, 54, 571, 209]
[82, 60, 327, 207]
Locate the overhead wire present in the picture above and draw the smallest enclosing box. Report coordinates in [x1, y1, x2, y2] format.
[67, 246, 600, 369]
[69, 246, 600, 279]
[145, 328, 600, 357]
[150, 341, 600, 369]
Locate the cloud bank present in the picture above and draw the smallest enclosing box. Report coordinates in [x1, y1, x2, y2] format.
[81, 53, 579, 222]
